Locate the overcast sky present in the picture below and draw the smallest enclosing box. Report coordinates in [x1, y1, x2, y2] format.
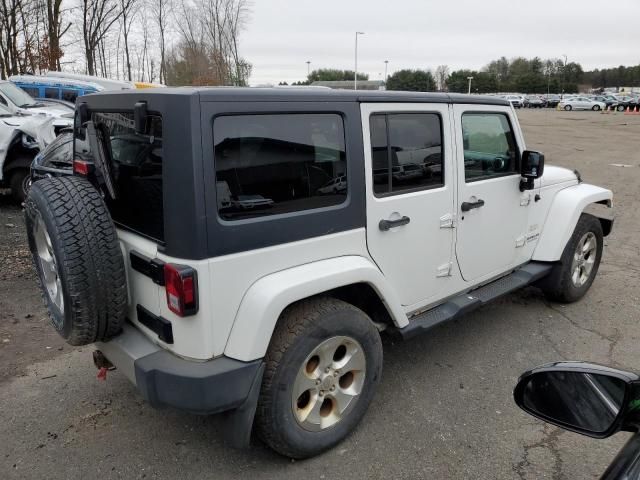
[243, 0, 640, 85]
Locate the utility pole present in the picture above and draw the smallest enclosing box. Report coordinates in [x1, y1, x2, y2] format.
[467, 76, 474, 95]
[306, 60, 311, 77]
[355, 32, 364, 90]
[384, 60, 389, 84]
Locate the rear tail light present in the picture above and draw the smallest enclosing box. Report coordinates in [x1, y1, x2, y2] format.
[73, 159, 92, 176]
[164, 264, 198, 316]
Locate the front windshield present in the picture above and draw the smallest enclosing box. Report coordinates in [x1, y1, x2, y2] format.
[0, 81, 36, 107]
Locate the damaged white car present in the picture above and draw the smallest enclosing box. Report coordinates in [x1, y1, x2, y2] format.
[0, 80, 73, 202]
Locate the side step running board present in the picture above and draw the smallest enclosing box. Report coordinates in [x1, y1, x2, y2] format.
[397, 262, 553, 340]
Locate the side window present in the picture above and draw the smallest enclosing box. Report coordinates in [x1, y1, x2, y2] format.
[45, 88, 59, 99]
[213, 113, 347, 221]
[370, 113, 444, 196]
[461, 113, 519, 182]
[21, 87, 39, 98]
[61, 89, 78, 102]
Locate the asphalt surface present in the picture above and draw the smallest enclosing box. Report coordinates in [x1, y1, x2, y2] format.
[1, 109, 640, 479]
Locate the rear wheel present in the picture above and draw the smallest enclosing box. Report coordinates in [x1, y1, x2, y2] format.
[592, 105, 601, 111]
[617, 105, 625, 112]
[256, 297, 383, 458]
[540, 214, 603, 303]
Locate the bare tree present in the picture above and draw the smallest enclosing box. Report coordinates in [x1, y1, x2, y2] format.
[82, 0, 122, 75]
[118, 0, 135, 80]
[152, 0, 170, 84]
[170, 0, 251, 86]
[45, 0, 71, 71]
[435, 65, 449, 92]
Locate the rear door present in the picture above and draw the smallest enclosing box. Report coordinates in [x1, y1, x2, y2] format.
[362, 103, 455, 309]
[453, 105, 530, 283]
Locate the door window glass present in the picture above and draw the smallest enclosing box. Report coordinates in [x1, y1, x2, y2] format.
[461, 113, 519, 182]
[214, 113, 347, 221]
[370, 113, 444, 196]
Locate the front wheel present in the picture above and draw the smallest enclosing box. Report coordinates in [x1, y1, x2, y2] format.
[9, 168, 31, 203]
[539, 214, 603, 303]
[564, 105, 572, 111]
[256, 297, 383, 458]
[617, 105, 625, 112]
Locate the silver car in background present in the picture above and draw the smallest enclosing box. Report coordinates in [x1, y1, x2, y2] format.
[559, 96, 606, 111]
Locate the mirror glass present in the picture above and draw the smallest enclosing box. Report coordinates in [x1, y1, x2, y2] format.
[521, 371, 626, 434]
[522, 151, 544, 178]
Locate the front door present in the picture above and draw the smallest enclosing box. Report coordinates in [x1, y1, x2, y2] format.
[453, 105, 529, 282]
[362, 103, 455, 309]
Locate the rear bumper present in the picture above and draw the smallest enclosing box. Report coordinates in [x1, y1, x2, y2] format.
[96, 323, 264, 415]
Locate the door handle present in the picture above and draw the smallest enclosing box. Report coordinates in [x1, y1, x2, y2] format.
[379, 216, 411, 231]
[461, 199, 485, 212]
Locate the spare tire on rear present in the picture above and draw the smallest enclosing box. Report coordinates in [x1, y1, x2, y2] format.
[24, 176, 127, 346]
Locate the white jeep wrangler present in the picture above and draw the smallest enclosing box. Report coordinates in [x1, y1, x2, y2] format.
[24, 88, 613, 458]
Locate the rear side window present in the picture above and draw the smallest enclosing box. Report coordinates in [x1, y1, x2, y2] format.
[86, 112, 164, 242]
[213, 113, 347, 221]
[370, 113, 444, 196]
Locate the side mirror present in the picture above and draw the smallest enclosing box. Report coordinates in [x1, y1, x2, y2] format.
[134, 101, 148, 135]
[520, 150, 544, 191]
[514, 362, 639, 439]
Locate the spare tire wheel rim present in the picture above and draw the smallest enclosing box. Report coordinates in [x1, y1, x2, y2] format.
[571, 232, 597, 288]
[34, 214, 64, 315]
[292, 335, 366, 432]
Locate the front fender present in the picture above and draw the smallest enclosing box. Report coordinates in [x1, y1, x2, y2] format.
[224, 256, 406, 362]
[533, 183, 613, 262]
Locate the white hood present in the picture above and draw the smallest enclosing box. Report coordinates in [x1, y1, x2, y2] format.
[542, 165, 579, 187]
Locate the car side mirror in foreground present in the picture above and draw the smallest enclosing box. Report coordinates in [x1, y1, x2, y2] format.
[520, 150, 545, 191]
[514, 362, 640, 439]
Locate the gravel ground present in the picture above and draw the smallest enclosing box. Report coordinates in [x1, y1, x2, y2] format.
[1, 109, 639, 479]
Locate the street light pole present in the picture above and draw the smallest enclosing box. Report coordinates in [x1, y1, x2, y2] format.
[306, 60, 311, 77]
[355, 32, 364, 90]
[467, 76, 474, 95]
[384, 60, 389, 85]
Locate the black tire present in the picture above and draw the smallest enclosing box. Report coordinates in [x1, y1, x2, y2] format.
[24, 176, 127, 345]
[9, 168, 31, 203]
[617, 105, 625, 112]
[256, 297, 383, 459]
[539, 213, 603, 303]
[564, 105, 572, 111]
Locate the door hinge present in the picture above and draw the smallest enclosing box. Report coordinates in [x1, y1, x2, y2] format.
[515, 235, 526, 248]
[436, 262, 453, 277]
[439, 213, 456, 229]
[520, 193, 531, 206]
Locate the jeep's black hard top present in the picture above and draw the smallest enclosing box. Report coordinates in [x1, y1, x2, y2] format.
[82, 86, 510, 106]
[77, 86, 510, 261]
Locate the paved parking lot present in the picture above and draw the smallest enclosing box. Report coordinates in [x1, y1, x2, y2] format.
[1, 109, 640, 479]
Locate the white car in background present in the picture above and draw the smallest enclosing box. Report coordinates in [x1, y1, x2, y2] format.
[559, 96, 606, 111]
[504, 95, 523, 108]
[0, 80, 72, 201]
